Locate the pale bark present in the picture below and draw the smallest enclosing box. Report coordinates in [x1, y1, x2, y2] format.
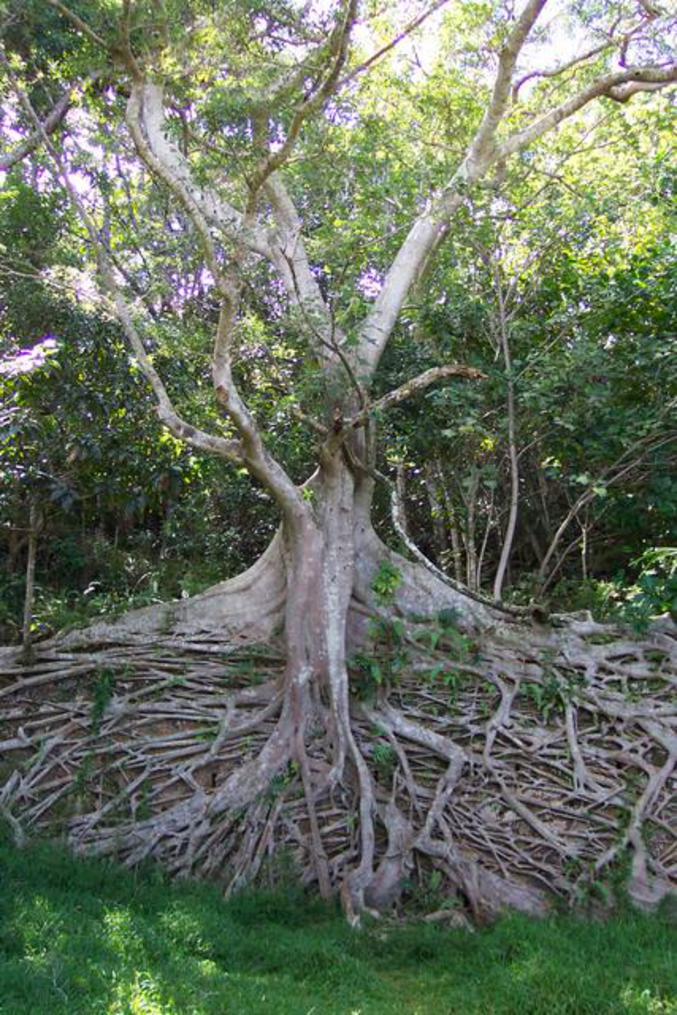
[492, 271, 520, 603]
[2, 524, 674, 920]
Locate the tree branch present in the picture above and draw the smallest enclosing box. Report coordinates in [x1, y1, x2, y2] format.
[264, 176, 370, 408]
[498, 63, 677, 159]
[0, 89, 73, 172]
[357, 0, 550, 376]
[537, 430, 676, 586]
[606, 79, 670, 102]
[471, 0, 549, 157]
[2, 50, 243, 466]
[130, 81, 272, 258]
[250, 0, 456, 351]
[357, 4, 675, 379]
[348, 364, 486, 427]
[337, 0, 453, 90]
[490, 262, 519, 603]
[45, 0, 108, 50]
[512, 41, 613, 101]
[125, 82, 310, 517]
[263, 173, 338, 362]
[248, 0, 358, 195]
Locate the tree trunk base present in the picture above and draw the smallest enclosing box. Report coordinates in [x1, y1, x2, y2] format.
[1, 542, 675, 925]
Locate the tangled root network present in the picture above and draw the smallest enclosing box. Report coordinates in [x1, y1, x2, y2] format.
[1, 582, 675, 925]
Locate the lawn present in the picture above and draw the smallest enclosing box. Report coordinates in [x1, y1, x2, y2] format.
[0, 835, 674, 1014]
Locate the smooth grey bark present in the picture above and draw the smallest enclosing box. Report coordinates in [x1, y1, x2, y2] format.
[492, 272, 520, 603]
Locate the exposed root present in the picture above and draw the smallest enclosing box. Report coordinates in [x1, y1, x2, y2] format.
[1, 552, 675, 924]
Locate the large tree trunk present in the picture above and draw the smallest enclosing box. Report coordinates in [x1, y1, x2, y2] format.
[0, 456, 675, 924]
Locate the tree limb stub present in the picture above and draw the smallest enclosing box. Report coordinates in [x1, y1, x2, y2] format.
[348, 365, 486, 428]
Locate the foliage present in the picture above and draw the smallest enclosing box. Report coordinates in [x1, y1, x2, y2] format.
[0, 836, 675, 1014]
[90, 668, 117, 734]
[614, 549, 677, 631]
[555, 548, 677, 632]
[351, 617, 408, 699]
[0, 270, 279, 640]
[371, 560, 403, 608]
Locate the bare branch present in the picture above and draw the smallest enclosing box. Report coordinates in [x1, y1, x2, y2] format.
[358, 9, 675, 379]
[126, 84, 231, 297]
[0, 89, 73, 172]
[348, 364, 486, 427]
[510, 6, 660, 99]
[338, 0, 453, 90]
[490, 262, 519, 604]
[512, 41, 613, 100]
[45, 0, 108, 50]
[264, 175, 370, 405]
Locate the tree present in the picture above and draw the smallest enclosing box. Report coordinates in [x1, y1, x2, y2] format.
[1, 0, 675, 921]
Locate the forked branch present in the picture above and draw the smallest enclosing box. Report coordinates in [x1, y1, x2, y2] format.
[2, 53, 243, 466]
[357, 0, 676, 379]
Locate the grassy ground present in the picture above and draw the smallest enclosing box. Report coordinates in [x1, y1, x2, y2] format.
[0, 836, 674, 1015]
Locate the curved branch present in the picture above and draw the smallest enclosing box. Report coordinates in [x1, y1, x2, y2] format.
[499, 63, 677, 159]
[348, 363, 486, 428]
[126, 82, 312, 519]
[134, 82, 272, 258]
[2, 53, 243, 466]
[512, 41, 614, 100]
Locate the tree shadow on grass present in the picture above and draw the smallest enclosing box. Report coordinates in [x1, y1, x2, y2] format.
[0, 838, 674, 1014]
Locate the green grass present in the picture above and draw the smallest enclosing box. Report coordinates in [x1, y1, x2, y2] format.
[0, 837, 674, 1014]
